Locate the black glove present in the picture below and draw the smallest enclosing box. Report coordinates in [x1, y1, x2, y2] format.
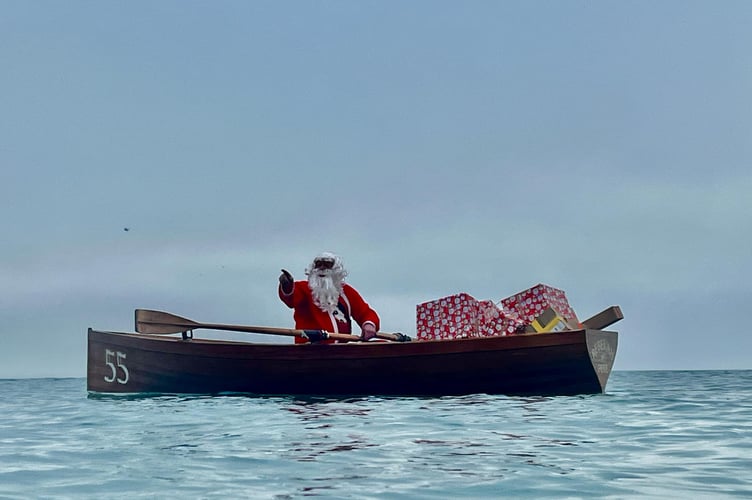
[279, 269, 294, 294]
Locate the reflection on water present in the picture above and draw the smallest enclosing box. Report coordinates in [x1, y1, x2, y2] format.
[85, 389, 604, 477]
[279, 398, 379, 462]
[285, 400, 372, 421]
[268, 392, 597, 478]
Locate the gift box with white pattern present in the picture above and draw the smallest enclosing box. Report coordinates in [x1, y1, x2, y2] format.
[477, 299, 527, 337]
[416, 293, 526, 340]
[416, 293, 480, 341]
[500, 283, 579, 326]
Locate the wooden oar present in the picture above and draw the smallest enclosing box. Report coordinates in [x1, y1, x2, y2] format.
[134, 309, 410, 343]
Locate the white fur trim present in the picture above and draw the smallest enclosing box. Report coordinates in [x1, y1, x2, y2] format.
[328, 312, 339, 333]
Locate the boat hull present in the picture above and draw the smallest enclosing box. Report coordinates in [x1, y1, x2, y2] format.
[87, 328, 617, 396]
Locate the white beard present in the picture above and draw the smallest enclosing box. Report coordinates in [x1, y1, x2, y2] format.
[308, 271, 343, 313]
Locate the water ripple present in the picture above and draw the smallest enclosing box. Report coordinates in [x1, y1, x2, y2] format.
[1, 373, 751, 498]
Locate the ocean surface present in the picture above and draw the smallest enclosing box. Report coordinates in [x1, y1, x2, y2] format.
[1, 371, 751, 499]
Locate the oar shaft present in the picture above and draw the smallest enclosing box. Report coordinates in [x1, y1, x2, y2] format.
[181, 322, 359, 341]
[197, 322, 404, 342]
[135, 309, 409, 342]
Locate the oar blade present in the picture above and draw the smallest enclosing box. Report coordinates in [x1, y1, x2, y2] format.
[135, 309, 199, 334]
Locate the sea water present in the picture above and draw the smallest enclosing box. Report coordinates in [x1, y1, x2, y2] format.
[1, 371, 751, 499]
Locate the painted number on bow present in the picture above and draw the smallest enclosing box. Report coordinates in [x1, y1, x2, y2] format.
[103, 349, 129, 384]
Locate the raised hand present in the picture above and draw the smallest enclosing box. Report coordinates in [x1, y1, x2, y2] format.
[279, 269, 294, 294]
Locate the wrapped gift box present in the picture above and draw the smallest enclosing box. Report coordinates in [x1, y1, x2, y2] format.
[477, 299, 527, 336]
[416, 293, 480, 341]
[416, 293, 525, 341]
[500, 283, 579, 326]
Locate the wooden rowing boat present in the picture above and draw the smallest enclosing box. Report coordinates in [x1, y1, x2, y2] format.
[86, 307, 621, 396]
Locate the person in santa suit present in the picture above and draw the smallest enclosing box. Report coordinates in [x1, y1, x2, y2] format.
[278, 252, 380, 344]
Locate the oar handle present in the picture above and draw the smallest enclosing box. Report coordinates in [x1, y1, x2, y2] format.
[375, 332, 411, 342]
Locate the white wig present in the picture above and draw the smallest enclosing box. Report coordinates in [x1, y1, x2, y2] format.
[304, 252, 349, 281]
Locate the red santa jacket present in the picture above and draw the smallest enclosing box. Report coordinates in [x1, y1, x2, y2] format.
[279, 280, 380, 344]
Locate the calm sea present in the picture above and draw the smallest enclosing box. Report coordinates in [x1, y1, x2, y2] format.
[1, 371, 750, 499]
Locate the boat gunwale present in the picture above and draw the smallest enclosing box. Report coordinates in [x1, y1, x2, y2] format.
[88, 327, 617, 360]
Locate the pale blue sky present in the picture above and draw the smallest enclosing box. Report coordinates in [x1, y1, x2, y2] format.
[2, 1, 751, 377]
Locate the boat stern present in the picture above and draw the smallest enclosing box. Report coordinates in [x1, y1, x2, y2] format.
[585, 329, 618, 392]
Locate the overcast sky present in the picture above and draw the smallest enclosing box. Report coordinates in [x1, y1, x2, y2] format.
[2, 1, 751, 378]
